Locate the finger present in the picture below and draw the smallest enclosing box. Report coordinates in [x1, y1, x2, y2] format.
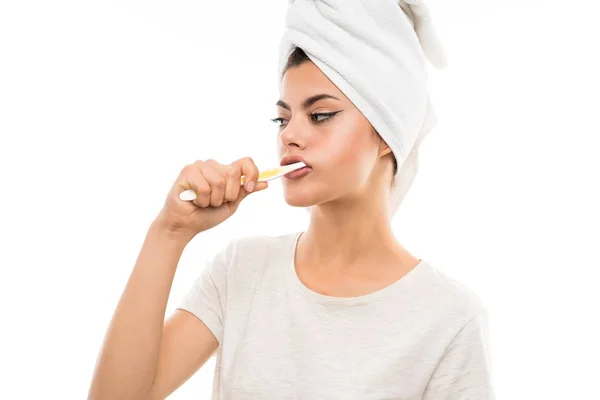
[252, 181, 268, 193]
[183, 165, 212, 208]
[237, 181, 268, 200]
[191, 175, 211, 208]
[223, 164, 241, 202]
[235, 157, 259, 193]
[201, 162, 226, 207]
[231, 181, 268, 214]
[176, 164, 211, 207]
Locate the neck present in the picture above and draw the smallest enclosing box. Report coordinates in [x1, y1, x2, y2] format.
[301, 192, 400, 268]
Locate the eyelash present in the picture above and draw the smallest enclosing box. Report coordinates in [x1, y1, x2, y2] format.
[270, 111, 341, 128]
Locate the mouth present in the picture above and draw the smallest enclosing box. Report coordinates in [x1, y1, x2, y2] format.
[283, 166, 312, 180]
[280, 155, 311, 168]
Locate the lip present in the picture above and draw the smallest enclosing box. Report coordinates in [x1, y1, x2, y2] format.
[280, 155, 311, 168]
[283, 166, 312, 180]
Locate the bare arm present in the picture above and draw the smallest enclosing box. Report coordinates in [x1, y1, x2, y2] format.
[88, 158, 264, 399]
[147, 309, 218, 399]
[87, 221, 217, 399]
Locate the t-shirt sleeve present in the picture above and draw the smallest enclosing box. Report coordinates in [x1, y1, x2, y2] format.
[423, 310, 495, 400]
[176, 240, 235, 344]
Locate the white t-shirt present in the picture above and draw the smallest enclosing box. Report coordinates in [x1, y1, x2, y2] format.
[177, 231, 494, 399]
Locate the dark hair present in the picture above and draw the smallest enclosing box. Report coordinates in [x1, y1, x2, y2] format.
[283, 46, 398, 177]
[283, 46, 311, 74]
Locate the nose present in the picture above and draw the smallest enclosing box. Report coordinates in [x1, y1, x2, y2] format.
[279, 116, 308, 151]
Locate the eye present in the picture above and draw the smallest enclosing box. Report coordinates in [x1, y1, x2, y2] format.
[311, 111, 342, 124]
[270, 117, 288, 128]
[271, 111, 342, 128]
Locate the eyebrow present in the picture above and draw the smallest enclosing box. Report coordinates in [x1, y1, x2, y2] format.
[276, 94, 340, 111]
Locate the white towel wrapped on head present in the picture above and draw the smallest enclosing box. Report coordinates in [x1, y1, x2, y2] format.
[278, 0, 447, 217]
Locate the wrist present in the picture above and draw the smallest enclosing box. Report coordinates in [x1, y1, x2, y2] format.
[149, 217, 196, 245]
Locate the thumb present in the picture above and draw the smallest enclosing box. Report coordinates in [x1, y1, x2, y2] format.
[229, 181, 269, 211]
[252, 181, 268, 193]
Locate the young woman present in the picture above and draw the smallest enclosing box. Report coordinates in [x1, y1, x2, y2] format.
[90, 0, 498, 396]
[88, 45, 493, 399]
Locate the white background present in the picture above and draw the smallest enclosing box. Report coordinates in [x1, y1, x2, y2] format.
[1, 0, 599, 398]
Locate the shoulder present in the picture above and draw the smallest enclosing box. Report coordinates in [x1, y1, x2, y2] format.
[226, 231, 299, 262]
[214, 231, 299, 278]
[199, 232, 298, 301]
[411, 260, 489, 327]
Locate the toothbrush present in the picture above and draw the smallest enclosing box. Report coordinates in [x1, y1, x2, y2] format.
[179, 161, 307, 201]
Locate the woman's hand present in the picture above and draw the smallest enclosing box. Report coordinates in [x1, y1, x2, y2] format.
[154, 157, 268, 239]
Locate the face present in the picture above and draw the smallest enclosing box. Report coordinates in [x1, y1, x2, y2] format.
[274, 60, 393, 208]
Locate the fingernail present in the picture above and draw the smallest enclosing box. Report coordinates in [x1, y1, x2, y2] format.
[247, 181, 255, 192]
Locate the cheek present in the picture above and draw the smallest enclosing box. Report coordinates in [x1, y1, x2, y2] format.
[318, 126, 378, 184]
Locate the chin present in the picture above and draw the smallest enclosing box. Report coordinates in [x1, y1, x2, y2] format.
[283, 192, 317, 207]
[282, 184, 322, 207]
[282, 179, 346, 208]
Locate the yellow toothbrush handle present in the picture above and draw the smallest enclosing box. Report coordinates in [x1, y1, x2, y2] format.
[240, 169, 279, 185]
[179, 162, 305, 201]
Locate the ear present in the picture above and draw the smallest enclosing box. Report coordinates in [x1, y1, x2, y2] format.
[378, 140, 393, 158]
[372, 126, 393, 158]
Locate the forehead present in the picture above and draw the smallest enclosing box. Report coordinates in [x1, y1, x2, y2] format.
[280, 61, 345, 102]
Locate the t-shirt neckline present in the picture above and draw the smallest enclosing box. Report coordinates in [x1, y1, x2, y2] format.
[286, 231, 427, 307]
